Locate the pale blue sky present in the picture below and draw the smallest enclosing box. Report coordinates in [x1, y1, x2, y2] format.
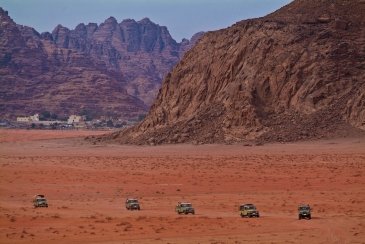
[0, 0, 292, 41]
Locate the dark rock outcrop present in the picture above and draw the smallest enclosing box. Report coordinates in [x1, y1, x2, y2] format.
[107, 0, 365, 144]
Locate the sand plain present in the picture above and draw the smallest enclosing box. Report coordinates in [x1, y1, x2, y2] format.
[0, 129, 364, 243]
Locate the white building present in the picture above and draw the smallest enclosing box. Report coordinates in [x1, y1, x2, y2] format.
[67, 115, 82, 124]
[16, 114, 39, 122]
[29, 114, 39, 121]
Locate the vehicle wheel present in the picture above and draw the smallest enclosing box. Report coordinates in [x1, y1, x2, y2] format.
[308, 215, 311, 220]
[298, 215, 301, 220]
[192, 212, 195, 215]
[240, 214, 244, 218]
[257, 214, 260, 218]
[185, 212, 188, 215]
[138, 207, 140, 211]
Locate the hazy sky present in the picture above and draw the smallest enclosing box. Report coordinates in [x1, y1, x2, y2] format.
[0, 0, 292, 41]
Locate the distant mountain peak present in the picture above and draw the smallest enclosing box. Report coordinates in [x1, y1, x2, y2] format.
[121, 18, 137, 24]
[139, 17, 153, 24]
[75, 23, 86, 30]
[0, 8, 203, 120]
[104, 16, 118, 24]
[52, 24, 69, 32]
[0, 7, 6, 13]
[0, 7, 12, 22]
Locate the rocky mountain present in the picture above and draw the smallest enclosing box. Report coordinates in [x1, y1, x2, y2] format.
[105, 0, 365, 144]
[0, 8, 202, 119]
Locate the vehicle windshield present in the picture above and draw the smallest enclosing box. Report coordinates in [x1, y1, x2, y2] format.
[181, 204, 192, 207]
[37, 199, 47, 202]
[241, 205, 256, 210]
[299, 206, 310, 211]
[128, 200, 138, 203]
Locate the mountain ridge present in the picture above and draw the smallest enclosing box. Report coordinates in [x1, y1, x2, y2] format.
[104, 0, 365, 145]
[0, 8, 203, 119]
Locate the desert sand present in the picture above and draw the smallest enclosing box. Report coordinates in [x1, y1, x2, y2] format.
[0, 129, 364, 243]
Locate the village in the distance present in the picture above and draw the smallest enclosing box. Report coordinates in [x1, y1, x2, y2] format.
[0, 113, 144, 130]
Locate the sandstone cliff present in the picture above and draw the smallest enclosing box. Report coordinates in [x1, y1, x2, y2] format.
[0, 8, 200, 119]
[49, 17, 201, 106]
[107, 0, 365, 144]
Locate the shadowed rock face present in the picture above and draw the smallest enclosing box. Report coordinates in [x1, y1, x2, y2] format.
[0, 8, 202, 119]
[108, 0, 365, 144]
[48, 17, 203, 106]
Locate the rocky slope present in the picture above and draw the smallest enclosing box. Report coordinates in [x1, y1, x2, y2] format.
[0, 8, 201, 119]
[106, 0, 365, 144]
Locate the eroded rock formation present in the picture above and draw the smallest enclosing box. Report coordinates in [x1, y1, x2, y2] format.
[107, 0, 365, 144]
[0, 8, 201, 119]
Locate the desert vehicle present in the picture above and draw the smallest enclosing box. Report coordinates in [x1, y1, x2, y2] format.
[125, 198, 141, 210]
[298, 204, 311, 220]
[176, 202, 195, 215]
[33, 194, 48, 208]
[239, 203, 260, 218]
